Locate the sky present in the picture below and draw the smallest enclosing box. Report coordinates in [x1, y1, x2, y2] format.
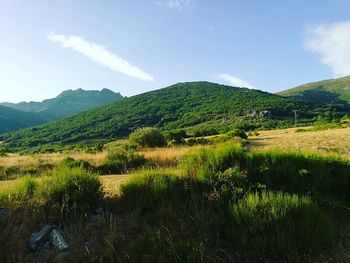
[1, 0, 350, 102]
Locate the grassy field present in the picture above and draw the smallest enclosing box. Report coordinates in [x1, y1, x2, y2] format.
[249, 127, 350, 156]
[2, 127, 350, 261]
[1, 126, 350, 194]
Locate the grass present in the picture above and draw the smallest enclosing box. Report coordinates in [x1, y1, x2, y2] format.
[0, 167, 103, 212]
[229, 191, 331, 255]
[2, 130, 350, 261]
[249, 126, 350, 157]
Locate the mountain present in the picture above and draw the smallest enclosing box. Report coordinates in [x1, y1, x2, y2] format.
[278, 75, 350, 105]
[1, 88, 123, 121]
[2, 81, 348, 150]
[0, 105, 45, 134]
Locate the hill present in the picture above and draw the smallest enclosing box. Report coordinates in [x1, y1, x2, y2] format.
[1, 88, 123, 121]
[278, 75, 350, 105]
[0, 105, 45, 134]
[2, 81, 348, 150]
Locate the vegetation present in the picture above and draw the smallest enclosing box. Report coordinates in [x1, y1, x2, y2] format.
[278, 74, 350, 105]
[1, 166, 102, 211]
[0, 105, 45, 134]
[129, 127, 167, 148]
[1, 139, 350, 261]
[2, 81, 349, 151]
[229, 192, 331, 254]
[99, 146, 147, 174]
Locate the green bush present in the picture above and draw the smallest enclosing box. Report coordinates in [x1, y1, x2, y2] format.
[99, 147, 146, 174]
[185, 143, 350, 200]
[165, 129, 187, 144]
[225, 128, 248, 139]
[19, 176, 39, 197]
[229, 191, 331, 254]
[61, 157, 94, 171]
[129, 127, 167, 148]
[121, 171, 183, 210]
[38, 167, 103, 211]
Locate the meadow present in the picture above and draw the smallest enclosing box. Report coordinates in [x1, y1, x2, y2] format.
[1, 127, 350, 262]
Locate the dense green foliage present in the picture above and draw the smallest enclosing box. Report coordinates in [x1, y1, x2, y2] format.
[1, 88, 123, 121]
[129, 127, 167, 148]
[2, 81, 349, 150]
[0, 105, 45, 134]
[278, 75, 350, 105]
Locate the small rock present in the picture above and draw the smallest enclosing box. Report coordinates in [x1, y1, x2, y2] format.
[28, 225, 56, 252]
[50, 229, 69, 251]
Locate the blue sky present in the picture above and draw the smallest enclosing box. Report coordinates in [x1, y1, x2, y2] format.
[1, 0, 350, 102]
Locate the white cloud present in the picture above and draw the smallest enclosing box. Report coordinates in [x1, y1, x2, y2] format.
[304, 21, 350, 78]
[158, 0, 192, 10]
[218, 73, 256, 89]
[47, 33, 154, 82]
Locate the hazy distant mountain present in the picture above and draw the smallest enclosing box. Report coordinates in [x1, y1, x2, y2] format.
[0, 105, 45, 134]
[278, 75, 350, 105]
[1, 88, 123, 121]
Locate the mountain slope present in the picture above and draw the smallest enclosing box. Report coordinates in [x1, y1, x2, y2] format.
[278, 75, 350, 104]
[1, 81, 349, 149]
[1, 88, 123, 121]
[0, 105, 45, 134]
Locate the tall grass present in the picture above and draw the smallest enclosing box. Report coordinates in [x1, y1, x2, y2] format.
[0, 167, 103, 212]
[229, 191, 331, 254]
[184, 142, 350, 200]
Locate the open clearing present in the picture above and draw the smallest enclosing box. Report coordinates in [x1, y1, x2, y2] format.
[249, 127, 350, 157]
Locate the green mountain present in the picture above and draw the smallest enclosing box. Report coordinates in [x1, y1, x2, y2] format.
[2, 81, 348, 150]
[1, 88, 123, 121]
[278, 75, 350, 105]
[0, 105, 45, 134]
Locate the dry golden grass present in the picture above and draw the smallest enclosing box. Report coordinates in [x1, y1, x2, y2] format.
[139, 145, 208, 167]
[0, 145, 207, 170]
[101, 174, 134, 196]
[0, 151, 107, 169]
[249, 127, 350, 157]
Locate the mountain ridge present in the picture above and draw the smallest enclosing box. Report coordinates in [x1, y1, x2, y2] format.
[278, 75, 350, 105]
[1, 88, 123, 121]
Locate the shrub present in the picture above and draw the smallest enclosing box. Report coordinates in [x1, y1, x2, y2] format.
[229, 191, 331, 254]
[20, 176, 39, 197]
[121, 171, 182, 210]
[38, 167, 103, 211]
[184, 143, 350, 200]
[165, 129, 187, 144]
[186, 137, 210, 146]
[225, 129, 248, 139]
[99, 147, 146, 174]
[61, 157, 94, 171]
[129, 127, 166, 148]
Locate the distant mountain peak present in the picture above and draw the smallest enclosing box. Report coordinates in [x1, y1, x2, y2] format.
[1, 88, 124, 122]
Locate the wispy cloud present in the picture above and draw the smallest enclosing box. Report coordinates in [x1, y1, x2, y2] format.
[47, 33, 154, 82]
[218, 73, 256, 89]
[158, 0, 192, 10]
[304, 21, 350, 78]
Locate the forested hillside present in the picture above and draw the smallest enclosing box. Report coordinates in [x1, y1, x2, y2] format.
[2, 81, 348, 150]
[0, 105, 45, 134]
[278, 75, 350, 105]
